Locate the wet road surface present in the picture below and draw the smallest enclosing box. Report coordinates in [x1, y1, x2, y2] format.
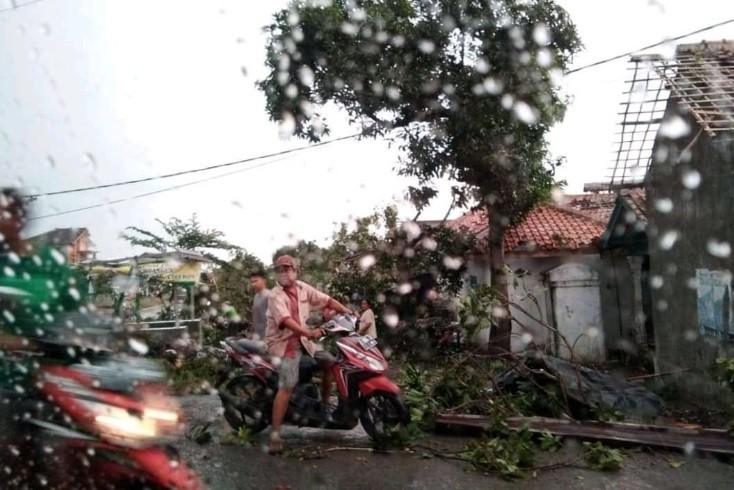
[175, 395, 734, 490]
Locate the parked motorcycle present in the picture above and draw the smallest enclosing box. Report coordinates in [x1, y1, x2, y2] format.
[0, 312, 204, 490]
[217, 314, 409, 444]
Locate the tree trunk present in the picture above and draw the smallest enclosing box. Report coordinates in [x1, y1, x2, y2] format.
[487, 208, 512, 354]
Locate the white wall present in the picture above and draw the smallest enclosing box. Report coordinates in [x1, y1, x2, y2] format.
[464, 252, 615, 360]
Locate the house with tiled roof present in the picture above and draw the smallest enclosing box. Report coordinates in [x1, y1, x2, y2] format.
[449, 194, 622, 361]
[27, 227, 97, 264]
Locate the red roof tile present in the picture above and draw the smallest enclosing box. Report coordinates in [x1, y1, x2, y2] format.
[450, 203, 606, 254]
[620, 188, 647, 223]
[561, 193, 617, 224]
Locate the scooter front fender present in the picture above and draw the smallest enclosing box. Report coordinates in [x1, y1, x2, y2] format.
[358, 375, 401, 397]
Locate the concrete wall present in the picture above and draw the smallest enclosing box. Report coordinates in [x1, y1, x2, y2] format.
[647, 102, 734, 377]
[463, 253, 616, 357]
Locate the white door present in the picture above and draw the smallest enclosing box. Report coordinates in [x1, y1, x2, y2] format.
[549, 263, 606, 362]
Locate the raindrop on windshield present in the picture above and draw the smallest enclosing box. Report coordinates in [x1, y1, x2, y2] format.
[129, 337, 150, 355]
[681, 169, 701, 189]
[382, 312, 399, 328]
[358, 254, 376, 271]
[658, 115, 690, 139]
[418, 40, 436, 54]
[513, 101, 538, 124]
[706, 239, 731, 258]
[533, 23, 551, 45]
[654, 198, 673, 213]
[442, 256, 463, 270]
[658, 230, 679, 250]
[401, 221, 421, 241]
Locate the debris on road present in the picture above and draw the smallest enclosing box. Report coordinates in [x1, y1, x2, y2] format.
[496, 354, 664, 420]
[434, 414, 734, 455]
[187, 422, 214, 445]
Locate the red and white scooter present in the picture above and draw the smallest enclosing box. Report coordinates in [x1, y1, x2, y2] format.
[0, 313, 204, 489]
[218, 314, 409, 443]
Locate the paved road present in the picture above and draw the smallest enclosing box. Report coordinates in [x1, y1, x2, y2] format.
[175, 395, 734, 490]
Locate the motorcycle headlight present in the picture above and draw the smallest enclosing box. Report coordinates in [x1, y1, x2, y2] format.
[78, 398, 181, 447]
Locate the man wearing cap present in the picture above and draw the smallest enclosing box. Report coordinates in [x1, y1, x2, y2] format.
[265, 254, 352, 454]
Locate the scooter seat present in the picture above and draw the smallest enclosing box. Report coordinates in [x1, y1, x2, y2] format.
[229, 338, 267, 356]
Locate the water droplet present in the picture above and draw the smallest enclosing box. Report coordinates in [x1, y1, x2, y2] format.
[397, 283, 412, 295]
[285, 84, 298, 99]
[482, 77, 503, 95]
[340, 22, 358, 36]
[402, 221, 421, 241]
[359, 254, 376, 271]
[40, 23, 51, 36]
[706, 239, 731, 258]
[650, 275, 664, 289]
[537, 48, 552, 67]
[3, 310, 15, 324]
[46, 155, 56, 169]
[442, 256, 463, 270]
[278, 112, 296, 138]
[684, 329, 698, 341]
[658, 230, 679, 250]
[418, 40, 435, 54]
[386, 86, 401, 101]
[654, 198, 673, 213]
[513, 101, 538, 124]
[128, 337, 149, 355]
[297, 65, 314, 87]
[586, 327, 600, 338]
[681, 169, 701, 189]
[533, 24, 551, 46]
[382, 312, 399, 328]
[420, 237, 437, 251]
[3, 266, 15, 278]
[659, 115, 690, 139]
[521, 332, 533, 344]
[67, 287, 80, 301]
[240, 66, 248, 77]
[683, 441, 695, 456]
[501, 94, 514, 109]
[49, 248, 66, 265]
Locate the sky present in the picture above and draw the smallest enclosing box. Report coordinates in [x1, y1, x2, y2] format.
[1, 0, 733, 262]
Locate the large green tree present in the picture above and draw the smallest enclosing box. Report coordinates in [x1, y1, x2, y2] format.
[259, 0, 580, 351]
[122, 214, 239, 265]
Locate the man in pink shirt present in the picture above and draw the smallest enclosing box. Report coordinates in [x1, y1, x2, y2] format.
[265, 255, 352, 454]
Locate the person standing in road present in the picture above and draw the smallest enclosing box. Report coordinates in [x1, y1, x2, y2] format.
[358, 299, 377, 338]
[249, 270, 270, 341]
[265, 255, 352, 454]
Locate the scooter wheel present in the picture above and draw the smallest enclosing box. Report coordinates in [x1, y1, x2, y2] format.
[220, 375, 270, 434]
[359, 391, 410, 445]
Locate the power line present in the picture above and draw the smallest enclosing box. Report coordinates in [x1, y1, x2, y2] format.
[566, 17, 734, 75]
[25, 133, 361, 199]
[28, 153, 294, 221]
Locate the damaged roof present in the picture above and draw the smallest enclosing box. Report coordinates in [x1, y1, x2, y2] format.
[659, 41, 734, 136]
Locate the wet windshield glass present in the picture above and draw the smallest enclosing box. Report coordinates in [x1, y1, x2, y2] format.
[2, 1, 734, 488]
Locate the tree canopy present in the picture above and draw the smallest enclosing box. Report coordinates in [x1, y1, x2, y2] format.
[259, 0, 581, 350]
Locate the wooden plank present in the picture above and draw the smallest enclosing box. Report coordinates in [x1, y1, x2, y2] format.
[434, 414, 734, 455]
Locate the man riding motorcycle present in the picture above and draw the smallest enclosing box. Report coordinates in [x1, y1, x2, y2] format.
[265, 254, 352, 454]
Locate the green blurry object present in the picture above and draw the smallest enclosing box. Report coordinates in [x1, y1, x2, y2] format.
[0, 246, 89, 336]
